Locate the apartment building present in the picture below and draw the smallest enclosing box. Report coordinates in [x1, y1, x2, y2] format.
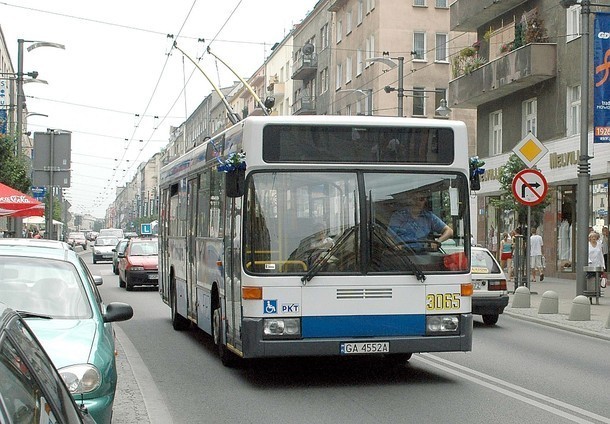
[449, 0, 610, 278]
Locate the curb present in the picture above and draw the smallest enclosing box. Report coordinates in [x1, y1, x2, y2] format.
[503, 309, 610, 341]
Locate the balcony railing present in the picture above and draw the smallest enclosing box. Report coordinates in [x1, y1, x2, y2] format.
[450, 0, 529, 31]
[292, 54, 318, 81]
[292, 95, 316, 115]
[448, 43, 557, 108]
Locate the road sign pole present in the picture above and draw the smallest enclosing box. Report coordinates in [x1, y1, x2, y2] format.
[526, 206, 531, 289]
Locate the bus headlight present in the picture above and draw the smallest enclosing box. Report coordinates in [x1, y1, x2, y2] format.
[263, 318, 301, 339]
[426, 315, 459, 334]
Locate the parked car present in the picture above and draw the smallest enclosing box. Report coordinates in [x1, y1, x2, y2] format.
[471, 246, 509, 326]
[0, 238, 134, 424]
[66, 232, 88, 250]
[92, 236, 120, 264]
[0, 303, 96, 424]
[112, 238, 129, 275]
[118, 237, 159, 291]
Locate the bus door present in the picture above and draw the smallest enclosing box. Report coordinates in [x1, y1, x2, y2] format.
[160, 187, 170, 303]
[186, 177, 198, 320]
[223, 196, 243, 353]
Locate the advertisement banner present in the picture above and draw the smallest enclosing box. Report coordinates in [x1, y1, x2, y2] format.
[0, 109, 6, 135]
[594, 12, 610, 143]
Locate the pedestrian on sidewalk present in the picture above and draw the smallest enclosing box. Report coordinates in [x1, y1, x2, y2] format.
[587, 231, 606, 292]
[500, 232, 513, 280]
[530, 227, 544, 282]
[601, 226, 609, 271]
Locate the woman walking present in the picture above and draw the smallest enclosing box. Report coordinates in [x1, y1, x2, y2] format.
[500, 232, 513, 280]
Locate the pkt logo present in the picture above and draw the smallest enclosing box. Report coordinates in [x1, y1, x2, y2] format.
[281, 303, 300, 313]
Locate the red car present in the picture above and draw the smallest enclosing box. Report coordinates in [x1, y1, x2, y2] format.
[118, 238, 158, 291]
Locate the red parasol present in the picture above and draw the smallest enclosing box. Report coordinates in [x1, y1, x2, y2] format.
[0, 182, 45, 218]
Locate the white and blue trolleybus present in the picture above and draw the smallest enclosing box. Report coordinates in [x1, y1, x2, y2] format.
[159, 115, 473, 366]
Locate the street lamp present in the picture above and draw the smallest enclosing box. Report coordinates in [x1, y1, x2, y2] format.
[16, 39, 65, 157]
[366, 56, 404, 116]
[337, 88, 373, 115]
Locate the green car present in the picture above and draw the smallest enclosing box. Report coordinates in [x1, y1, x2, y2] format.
[0, 239, 134, 424]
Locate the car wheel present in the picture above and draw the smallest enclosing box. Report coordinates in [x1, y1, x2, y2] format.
[118, 275, 126, 288]
[482, 314, 499, 326]
[171, 280, 190, 331]
[113, 264, 118, 275]
[125, 280, 133, 291]
[93, 258, 97, 264]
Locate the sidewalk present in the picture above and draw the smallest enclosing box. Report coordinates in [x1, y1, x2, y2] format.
[503, 276, 610, 341]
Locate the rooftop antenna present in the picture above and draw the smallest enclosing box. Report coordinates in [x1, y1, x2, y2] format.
[206, 46, 273, 115]
[173, 41, 241, 124]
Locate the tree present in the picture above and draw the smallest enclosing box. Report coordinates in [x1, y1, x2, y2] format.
[0, 134, 31, 193]
[489, 154, 550, 229]
[44, 192, 62, 222]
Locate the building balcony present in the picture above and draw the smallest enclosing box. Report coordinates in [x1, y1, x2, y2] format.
[267, 82, 285, 100]
[450, 0, 528, 31]
[292, 95, 316, 115]
[292, 54, 318, 81]
[448, 43, 557, 108]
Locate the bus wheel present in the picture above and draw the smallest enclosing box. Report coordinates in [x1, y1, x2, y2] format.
[171, 283, 189, 331]
[383, 353, 412, 366]
[213, 305, 237, 367]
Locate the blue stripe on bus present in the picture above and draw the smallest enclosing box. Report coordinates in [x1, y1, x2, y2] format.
[301, 315, 426, 338]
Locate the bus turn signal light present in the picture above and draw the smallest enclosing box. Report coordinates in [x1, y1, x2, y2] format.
[242, 286, 263, 300]
[461, 283, 473, 296]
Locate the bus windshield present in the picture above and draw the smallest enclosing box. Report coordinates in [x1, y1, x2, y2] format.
[244, 171, 469, 276]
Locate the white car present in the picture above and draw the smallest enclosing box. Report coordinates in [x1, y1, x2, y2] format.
[92, 236, 120, 264]
[471, 246, 509, 326]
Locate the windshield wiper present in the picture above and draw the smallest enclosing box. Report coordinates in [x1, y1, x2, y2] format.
[372, 225, 426, 282]
[301, 225, 357, 285]
[16, 310, 53, 319]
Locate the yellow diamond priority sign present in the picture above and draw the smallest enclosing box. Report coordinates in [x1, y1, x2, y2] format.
[513, 132, 548, 168]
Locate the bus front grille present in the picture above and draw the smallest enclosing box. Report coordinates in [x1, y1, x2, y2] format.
[336, 288, 392, 299]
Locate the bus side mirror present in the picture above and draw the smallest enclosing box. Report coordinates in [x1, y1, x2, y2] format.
[225, 169, 246, 197]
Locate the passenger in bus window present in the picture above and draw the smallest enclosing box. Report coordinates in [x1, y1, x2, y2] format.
[387, 189, 453, 251]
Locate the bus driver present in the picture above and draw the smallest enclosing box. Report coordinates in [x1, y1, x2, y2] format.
[387, 189, 453, 250]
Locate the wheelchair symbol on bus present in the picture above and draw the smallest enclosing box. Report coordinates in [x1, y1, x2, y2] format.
[264, 300, 277, 314]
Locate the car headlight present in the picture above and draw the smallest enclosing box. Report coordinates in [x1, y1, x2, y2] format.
[426, 315, 459, 334]
[263, 318, 301, 339]
[128, 266, 144, 271]
[59, 364, 101, 394]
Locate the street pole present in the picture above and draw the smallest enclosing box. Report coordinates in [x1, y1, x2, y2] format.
[16, 39, 24, 157]
[576, 1, 591, 296]
[397, 57, 404, 118]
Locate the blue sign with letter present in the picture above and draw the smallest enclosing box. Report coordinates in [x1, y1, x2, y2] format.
[594, 13, 610, 143]
[141, 223, 152, 234]
[31, 186, 46, 200]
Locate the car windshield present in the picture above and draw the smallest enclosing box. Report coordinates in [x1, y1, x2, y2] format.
[471, 249, 502, 274]
[95, 237, 119, 246]
[0, 257, 92, 318]
[129, 241, 158, 256]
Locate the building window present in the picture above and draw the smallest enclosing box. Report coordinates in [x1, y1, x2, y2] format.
[320, 68, 329, 94]
[366, 35, 375, 64]
[414, 0, 426, 6]
[435, 33, 448, 62]
[357, 0, 363, 25]
[522, 98, 537, 136]
[566, 5, 581, 42]
[346, 56, 352, 84]
[321, 23, 329, 50]
[412, 87, 425, 116]
[366, 0, 375, 13]
[346, 10, 352, 35]
[436, 0, 447, 7]
[413, 32, 426, 61]
[336, 20, 343, 44]
[567, 85, 581, 136]
[357, 49, 363, 75]
[490, 110, 502, 155]
[336, 63, 343, 90]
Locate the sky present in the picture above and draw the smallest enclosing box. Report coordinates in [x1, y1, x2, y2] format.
[0, 0, 316, 219]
